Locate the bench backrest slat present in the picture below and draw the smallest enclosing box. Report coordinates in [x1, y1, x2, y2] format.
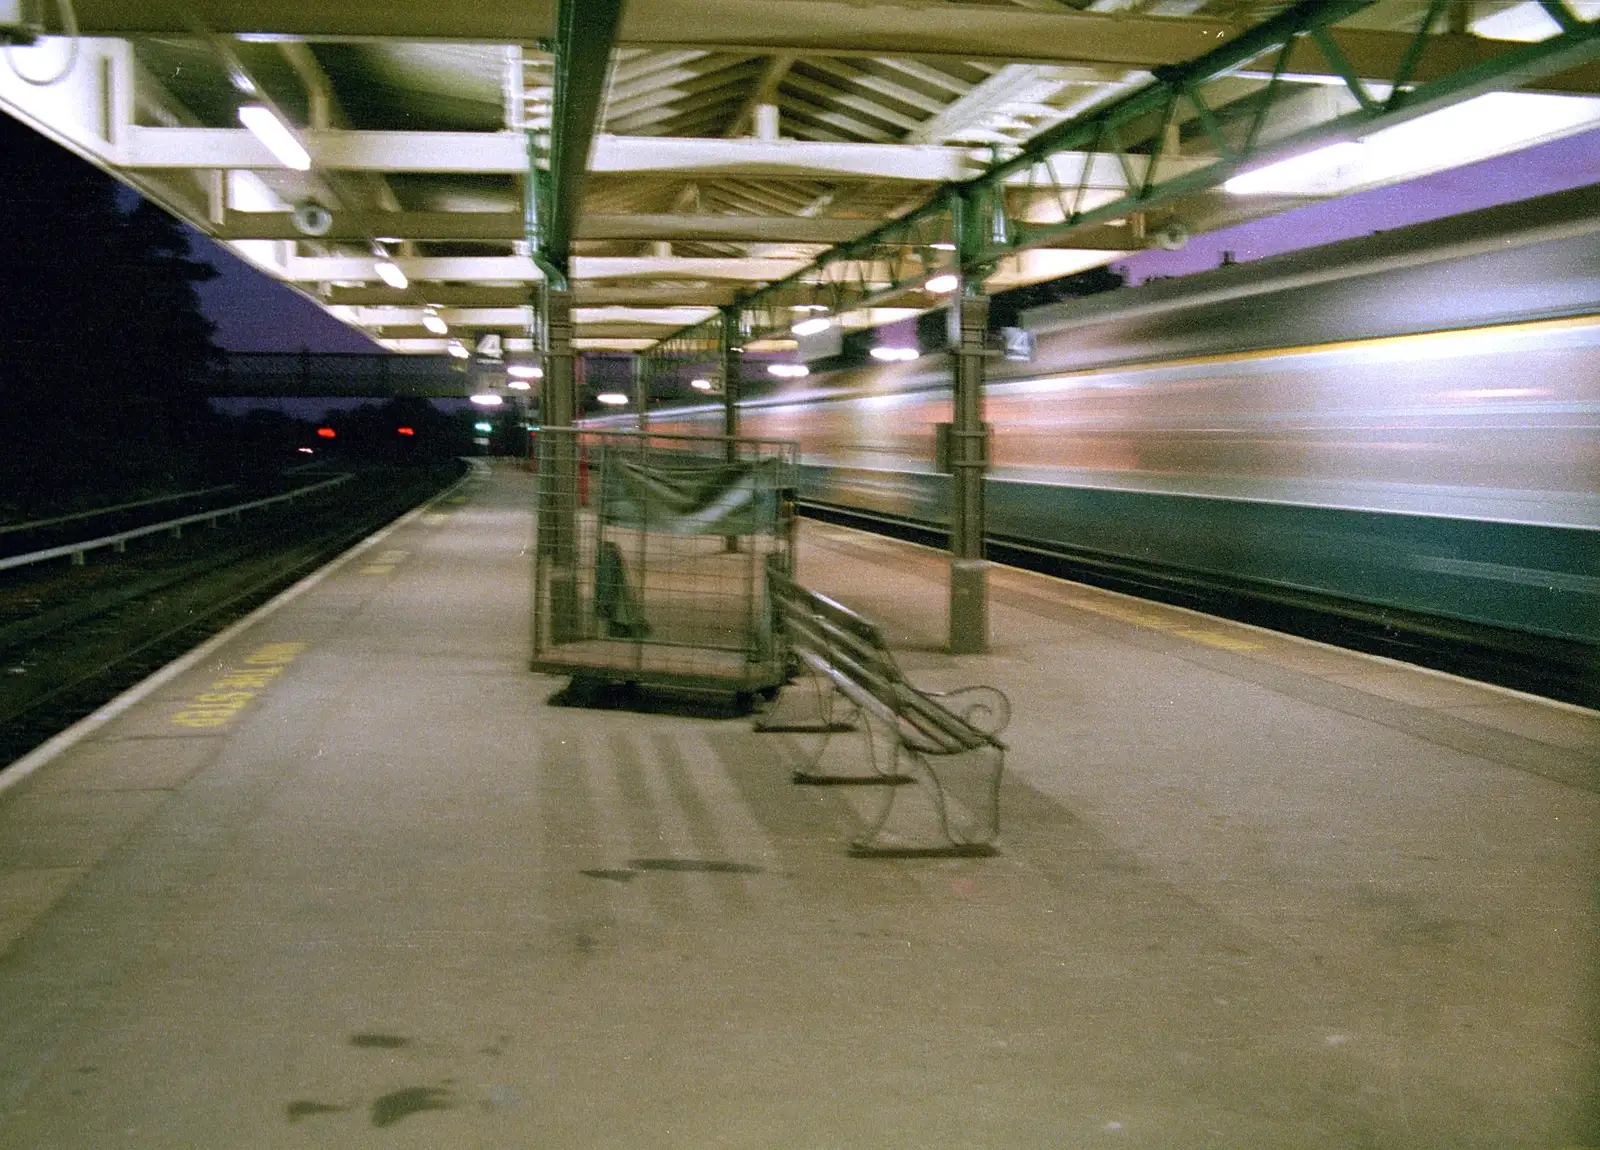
[769, 569, 1001, 753]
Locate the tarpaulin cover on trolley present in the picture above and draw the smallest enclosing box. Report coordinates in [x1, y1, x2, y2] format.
[598, 456, 783, 536]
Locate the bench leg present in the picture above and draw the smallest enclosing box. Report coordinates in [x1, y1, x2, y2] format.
[848, 745, 1003, 858]
[756, 672, 914, 786]
[752, 668, 857, 735]
[792, 707, 914, 787]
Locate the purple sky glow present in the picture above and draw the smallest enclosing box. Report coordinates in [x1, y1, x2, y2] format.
[1111, 126, 1600, 283]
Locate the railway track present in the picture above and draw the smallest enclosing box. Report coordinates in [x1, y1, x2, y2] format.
[0, 464, 463, 768]
[798, 500, 1600, 711]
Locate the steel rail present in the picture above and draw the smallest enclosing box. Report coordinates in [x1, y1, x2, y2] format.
[0, 484, 238, 537]
[0, 475, 352, 574]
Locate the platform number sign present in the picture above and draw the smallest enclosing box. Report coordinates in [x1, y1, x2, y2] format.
[474, 333, 504, 361]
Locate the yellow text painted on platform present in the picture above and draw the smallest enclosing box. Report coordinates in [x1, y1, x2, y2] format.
[170, 641, 307, 729]
[359, 549, 409, 576]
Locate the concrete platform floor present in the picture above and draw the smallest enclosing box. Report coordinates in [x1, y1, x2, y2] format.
[0, 461, 1596, 1148]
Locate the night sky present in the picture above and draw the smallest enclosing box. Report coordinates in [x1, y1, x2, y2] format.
[1113, 125, 1600, 283]
[187, 127, 1600, 353]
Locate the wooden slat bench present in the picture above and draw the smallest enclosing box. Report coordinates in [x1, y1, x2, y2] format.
[759, 567, 1010, 857]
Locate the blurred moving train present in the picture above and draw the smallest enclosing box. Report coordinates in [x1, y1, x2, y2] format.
[612, 186, 1600, 704]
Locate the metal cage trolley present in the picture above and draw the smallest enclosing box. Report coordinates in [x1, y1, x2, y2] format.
[530, 428, 798, 697]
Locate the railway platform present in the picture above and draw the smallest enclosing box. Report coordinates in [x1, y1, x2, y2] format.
[0, 460, 1595, 1147]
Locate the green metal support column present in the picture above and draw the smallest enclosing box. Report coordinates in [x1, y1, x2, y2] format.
[721, 307, 742, 552]
[720, 307, 741, 445]
[535, 0, 626, 275]
[947, 186, 990, 655]
[948, 286, 990, 655]
[542, 288, 577, 434]
[632, 355, 648, 431]
[526, 0, 623, 649]
[541, 285, 581, 641]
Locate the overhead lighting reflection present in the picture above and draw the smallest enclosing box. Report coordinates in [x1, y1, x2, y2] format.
[691, 378, 714, 390]
[1224, 141, 1363, 195]
[925, 274, 959, 293]
[237, 105, 310, 171]
[470, 393, 503, 406]
[768, 363, 810, 378]
[596, 392, 629, 406]
[791, 316, 832, 336]
[870, 347, 919, 362]
[374, 258, 409, 289]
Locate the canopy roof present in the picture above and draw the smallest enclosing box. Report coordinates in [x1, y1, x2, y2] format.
[2, 0, 1596, 356]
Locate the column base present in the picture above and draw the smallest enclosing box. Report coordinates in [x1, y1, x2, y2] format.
[948, 558, 989, 655]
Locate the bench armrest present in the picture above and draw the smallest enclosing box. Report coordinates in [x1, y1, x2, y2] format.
[923, 685, 1011, 737]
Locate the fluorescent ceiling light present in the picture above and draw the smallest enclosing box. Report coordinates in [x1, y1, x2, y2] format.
[925, 274, 960, 293]
[768, 363, 810, 378]
[1225, 141, 1363, 195]
[870, 347, 919, 362]
[691, 378, 714, 390]
[447, 340, 469, 359]
[421, 308, 448, 335]
[470, 393, 503, 406]
[1471, 0, 1583, 41]
[929, 242, 957, 251]
[507, 364, 544, 379]
[1352, 92, 1600, 187]
[596, 392, 629, 405]
[507, 380, 531, 391]
[374, 258, 408, 289]
[237, 105, 310, 171]
[791, 316, 832, 336]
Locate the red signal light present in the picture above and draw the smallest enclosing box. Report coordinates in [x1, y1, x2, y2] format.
[316, 427, 336, 439]
[397, 426, 415, 436]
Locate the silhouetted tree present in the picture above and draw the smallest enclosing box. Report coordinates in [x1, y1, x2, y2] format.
[0, 114, 222, 510]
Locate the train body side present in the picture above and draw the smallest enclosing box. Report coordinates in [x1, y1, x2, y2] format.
[635, 207, 1600, 648]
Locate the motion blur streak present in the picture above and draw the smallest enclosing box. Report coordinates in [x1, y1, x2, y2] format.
[622, 191, 1600, 660]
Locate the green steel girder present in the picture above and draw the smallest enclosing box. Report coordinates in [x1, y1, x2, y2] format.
[975, 0, 1599, 264]
[641, 312, 726, 391]
[647, 0, 1600, 352]
[527, 0, 626, 288]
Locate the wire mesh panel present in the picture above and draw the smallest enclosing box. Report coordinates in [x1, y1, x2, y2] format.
[531, 428, 797, 693]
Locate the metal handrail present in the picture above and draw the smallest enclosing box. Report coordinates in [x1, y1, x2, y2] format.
[0, 474, 353, 574]
[0, 484, 238, 536]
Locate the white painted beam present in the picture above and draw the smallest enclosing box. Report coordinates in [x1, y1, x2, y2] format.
[0, 37, 128, 167]
[375, 337, 658, 353]
[65, 2, 1238, 69]
[51, 2, 1600, 91]
[284, 255, 541, 283]
[373, 322, 699, 340]
[213, 209, 863, 243]
[280, 254, 808, 283]
[123, 127, 1206, 189]
[340, 305, 715, 327]
[124, 128, 986, 181]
